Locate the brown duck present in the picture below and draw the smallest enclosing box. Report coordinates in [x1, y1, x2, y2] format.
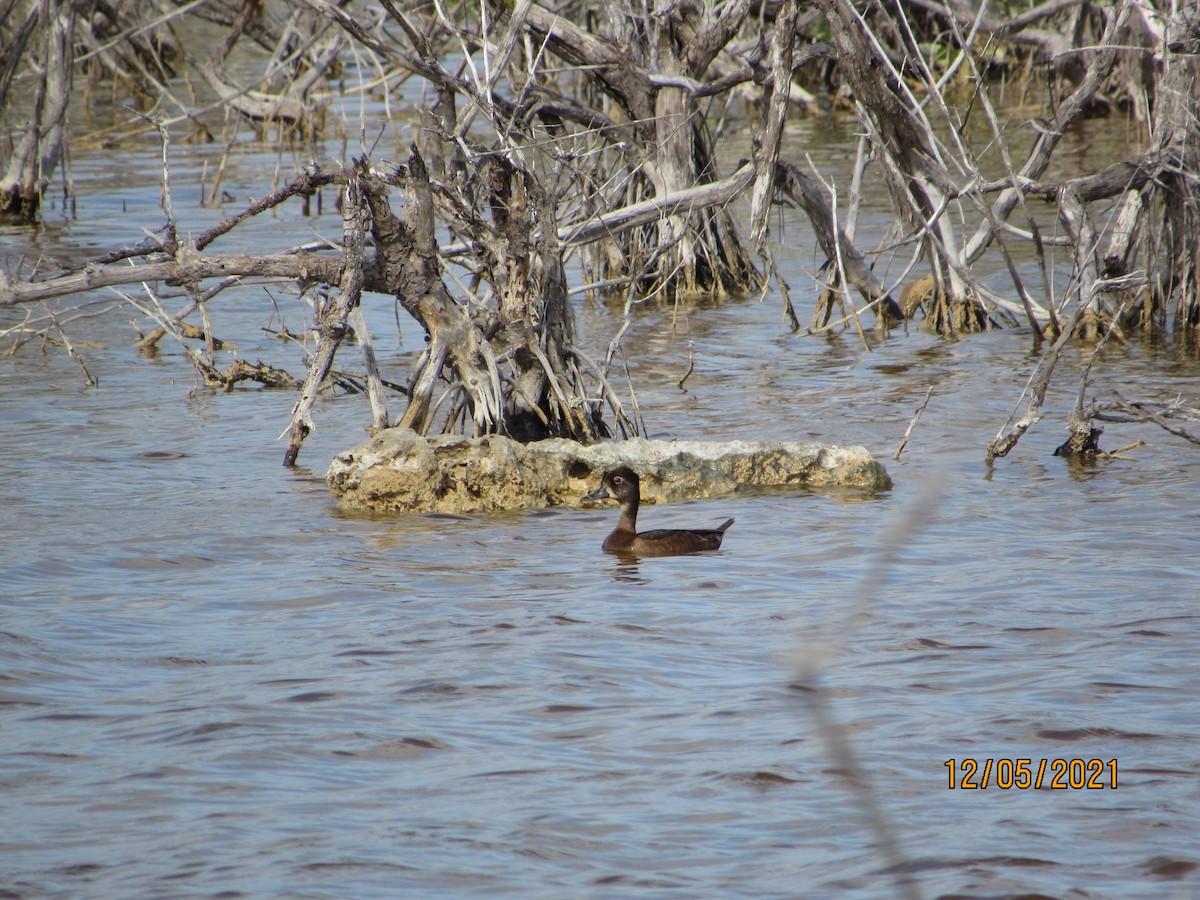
[584, 466, 734, 556]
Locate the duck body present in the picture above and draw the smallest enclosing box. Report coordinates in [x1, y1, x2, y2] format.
[584, 466, 733, 557]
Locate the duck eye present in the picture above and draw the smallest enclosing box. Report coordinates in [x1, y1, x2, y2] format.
[612, 476, 624, 485]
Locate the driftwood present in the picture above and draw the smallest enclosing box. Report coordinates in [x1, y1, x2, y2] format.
[0, 254, 344, 307]
[199, 359, 302, 391]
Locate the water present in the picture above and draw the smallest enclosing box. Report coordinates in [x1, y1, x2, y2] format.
[3, 111, 1200, 899]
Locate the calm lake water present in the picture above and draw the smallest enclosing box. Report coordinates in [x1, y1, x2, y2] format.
[3, 103, 1200, 899]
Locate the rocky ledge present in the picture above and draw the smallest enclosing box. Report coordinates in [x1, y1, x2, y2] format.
[326, 428, 891, 514]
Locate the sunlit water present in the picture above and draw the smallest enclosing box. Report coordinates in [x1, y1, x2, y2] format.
[3, 106, 1200, 899]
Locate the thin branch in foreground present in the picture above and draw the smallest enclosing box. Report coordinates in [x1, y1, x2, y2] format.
[789, 484, 942, 900]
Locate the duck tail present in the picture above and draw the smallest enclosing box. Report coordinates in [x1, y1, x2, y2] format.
[717, 518, 734, 533]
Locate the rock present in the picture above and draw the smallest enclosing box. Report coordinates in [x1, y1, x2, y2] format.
[326, 428, 891, 514]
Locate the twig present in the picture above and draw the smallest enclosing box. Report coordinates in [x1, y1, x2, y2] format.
[1107, 393, 1200, 445]
[823, 176, 869, 348]
[677, 341, 694, 392]
[893, 386, 933, 459]
[49, 313, 97, 386]
[1097, 439, 1145, 459]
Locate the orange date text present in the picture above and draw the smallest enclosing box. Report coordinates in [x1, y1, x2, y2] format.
[944, 758, 1117, 790]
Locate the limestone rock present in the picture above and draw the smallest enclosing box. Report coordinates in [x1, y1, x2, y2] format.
[326, 428, 891, 514]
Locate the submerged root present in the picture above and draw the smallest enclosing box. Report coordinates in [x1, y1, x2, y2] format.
[1071, 309, 1120, 342]
[1053, 427, 1104, 458]
[900, 276, 992, 335]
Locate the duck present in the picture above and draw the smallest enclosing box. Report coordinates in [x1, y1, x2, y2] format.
[583, 466, 734, 556]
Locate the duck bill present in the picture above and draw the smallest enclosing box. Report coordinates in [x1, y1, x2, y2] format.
[583, 485, 612, 502]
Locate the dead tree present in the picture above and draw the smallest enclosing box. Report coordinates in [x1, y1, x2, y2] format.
[808, 0, 1200, 458]
[1105, 3, 1200, 331]
[310, 0, 775, 302]
[809, 0, 1136, 335]
[193, 1, 343, 140]
[0, 0, 75, 222]
[1, 0, 346, 221]
[0, 144, 636, 463]
[5, 0, 1199, 465]
[516, 0, 764, 299]
[813, 0, 977, 321]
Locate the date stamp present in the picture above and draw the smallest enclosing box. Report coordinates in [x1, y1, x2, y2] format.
[945, 758, 1117, 790]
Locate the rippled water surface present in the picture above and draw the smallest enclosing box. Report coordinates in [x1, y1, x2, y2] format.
[3, 111, 1200, 899]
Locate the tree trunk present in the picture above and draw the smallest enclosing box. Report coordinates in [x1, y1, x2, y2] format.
[0, 0, 74, 222]
[1152, 11, 1200, 328]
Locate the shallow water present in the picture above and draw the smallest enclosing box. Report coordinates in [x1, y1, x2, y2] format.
[3, 107, 1200, 899]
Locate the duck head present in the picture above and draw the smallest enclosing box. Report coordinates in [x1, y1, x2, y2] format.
[583, 466, 641, 506]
